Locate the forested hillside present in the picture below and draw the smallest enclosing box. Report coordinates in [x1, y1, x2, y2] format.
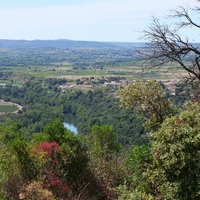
[0, 78, 199, 200]
[0, 79, 147, 145]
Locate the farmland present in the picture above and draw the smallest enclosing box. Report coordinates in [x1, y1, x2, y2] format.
[0, 100, 21, 113]
[0, 55, 187, 87]
[0, 40, 190, 94]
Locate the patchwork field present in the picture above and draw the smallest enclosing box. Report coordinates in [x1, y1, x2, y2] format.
[0, 60, 189, 83]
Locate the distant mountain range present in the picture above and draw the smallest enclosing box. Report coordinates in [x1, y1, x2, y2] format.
[0, 39, 144, 49]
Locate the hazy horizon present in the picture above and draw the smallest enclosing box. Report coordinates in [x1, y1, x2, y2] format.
[0, 38, 145, 43]
[0, 0, 199, 42]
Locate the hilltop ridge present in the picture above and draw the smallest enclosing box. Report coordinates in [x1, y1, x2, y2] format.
[0, 39, 143, 49]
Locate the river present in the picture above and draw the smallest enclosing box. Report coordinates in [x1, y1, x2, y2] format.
[63, 114, 78, 134]
[63, 122, 78, 134]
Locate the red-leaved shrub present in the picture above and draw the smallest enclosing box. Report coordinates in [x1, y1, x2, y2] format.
[34, 141, 60, 156]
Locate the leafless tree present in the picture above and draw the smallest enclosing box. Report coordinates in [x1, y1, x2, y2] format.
[139, 1, 200, 83]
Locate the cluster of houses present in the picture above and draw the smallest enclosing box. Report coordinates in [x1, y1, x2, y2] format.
[58, 79, 128, 90]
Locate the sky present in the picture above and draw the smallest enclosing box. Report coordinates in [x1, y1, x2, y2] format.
[0, 0, 199, 42]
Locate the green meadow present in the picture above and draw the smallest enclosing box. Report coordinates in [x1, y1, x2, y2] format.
[0, 105, 18, 113]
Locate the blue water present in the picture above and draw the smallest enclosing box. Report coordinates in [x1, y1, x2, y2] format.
[63, 122, 78, 134]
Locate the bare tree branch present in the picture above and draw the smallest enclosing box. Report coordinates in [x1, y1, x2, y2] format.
[169, 6, 200, 29]
[138, 5, 200, 82]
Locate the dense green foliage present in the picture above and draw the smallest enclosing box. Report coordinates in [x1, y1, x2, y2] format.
[69, 89, 146, 144]
[150, 102, 200, 199]
[0, 119, 108, 199]
[0, 79, 146, 145]
[1, 97, 200, 199]
[0, 77, 199, 199]
[120, 102, 200, 200]
[116, 79, 200, 199]
[117, 79, 177, 131]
